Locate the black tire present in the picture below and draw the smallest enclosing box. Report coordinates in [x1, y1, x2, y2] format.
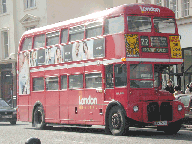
[163, 120, 182, 135]
[106, 106, 129, 136]
[10, 121, 16, 125]
[33, 106, 46, 130]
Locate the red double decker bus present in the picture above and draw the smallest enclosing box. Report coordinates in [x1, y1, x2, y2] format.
[17, 3, 185, 136]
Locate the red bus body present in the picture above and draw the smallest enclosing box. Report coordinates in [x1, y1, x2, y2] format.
[17, 4, 185, 135]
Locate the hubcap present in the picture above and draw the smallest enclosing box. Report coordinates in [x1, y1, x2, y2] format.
[35, 110, 42, 124]
[111, 113, 121, 129]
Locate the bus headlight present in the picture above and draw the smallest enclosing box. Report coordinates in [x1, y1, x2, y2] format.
[178, 105, 182, 111]
[133, 106, 139, 112]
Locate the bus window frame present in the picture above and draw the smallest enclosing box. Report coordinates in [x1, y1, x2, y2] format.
[85, 20, 103, 39]
[60, 74, 68, 90]
[104, 14, 125, 36]
[32, 76, 45, 92]
[69, 73, 84, 90]
[85, 72, 103, 89]
[129, 63, 154, 89]
[127, 15, 152, 33]
[33, 33, 46, 49]
[45, 75, 59, 91]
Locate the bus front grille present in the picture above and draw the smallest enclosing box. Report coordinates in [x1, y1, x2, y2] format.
[147, 102, 173, 122]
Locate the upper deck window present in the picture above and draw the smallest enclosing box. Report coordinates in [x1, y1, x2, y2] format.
[61, 29, 68, 44]
[69, 25, 84, 42]
[128, 16, 151, 32]
[86, 21, 102, 38]
[34, 34, 45, 48]
[46, 31, 59, 46]
[21, 37, 32, 51]
[153, 17, 175, 33]
[104, 16, 124, 35]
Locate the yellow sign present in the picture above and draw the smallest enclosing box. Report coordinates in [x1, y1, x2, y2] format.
[169, 36, 182, 58]
[125, 34, 139, 57]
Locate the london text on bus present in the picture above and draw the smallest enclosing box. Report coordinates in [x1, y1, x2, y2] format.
[17, 3, 184, 136]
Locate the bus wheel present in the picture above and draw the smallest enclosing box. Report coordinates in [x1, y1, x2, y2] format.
[34, 106, 46, 130]
[107, 106, 128, 136]
[163, 121, 182, 134]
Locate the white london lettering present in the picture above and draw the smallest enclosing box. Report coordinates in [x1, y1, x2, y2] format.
[139, 6, 160, 12]
[79, 96, 97, 105]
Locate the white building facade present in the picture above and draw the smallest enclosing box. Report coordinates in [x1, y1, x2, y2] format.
[0, 0, 191, 107]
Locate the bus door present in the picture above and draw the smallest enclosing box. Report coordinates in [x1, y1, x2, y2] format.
[114, 64, 128, 106]
[59, 68, 69, 124]
[67, 66, 84, 124]
[44, 70, 60, 123]
[104, 64, 114, 101]
[84, 64, 103, 125]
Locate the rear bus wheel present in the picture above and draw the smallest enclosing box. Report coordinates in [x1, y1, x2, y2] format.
[106, 106, 128, 136]
[33, 106, 46, 129]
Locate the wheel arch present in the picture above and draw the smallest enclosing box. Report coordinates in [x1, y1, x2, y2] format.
[105, 101, 127, 126]
[32, 101, 44, 127]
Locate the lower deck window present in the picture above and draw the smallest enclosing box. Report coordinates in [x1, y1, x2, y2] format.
[85, 73, 102, 88]
[33, 77, 44, 91]
[69, 74, 83, 89]
[46, 76, 59, 90]
[61, 75, 67, 89]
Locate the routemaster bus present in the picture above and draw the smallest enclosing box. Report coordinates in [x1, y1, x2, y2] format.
[17, 3, 185, 136]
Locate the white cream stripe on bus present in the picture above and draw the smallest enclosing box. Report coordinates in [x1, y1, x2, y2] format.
[30, 58, 183, 73]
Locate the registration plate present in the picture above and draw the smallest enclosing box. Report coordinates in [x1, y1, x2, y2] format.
[154, 121, 167, 126]
[2, 115, 12, 118]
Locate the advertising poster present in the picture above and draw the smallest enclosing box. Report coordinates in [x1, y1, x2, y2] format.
[72, 42, 83, 61]
[45, 47, 56, 65]
[82, 41, 93, 60]
[93, 38, 105, 58]
[125, 34, 139, 57]
[64, 44, 73, 62]
[55, 47, 62, 64]
[37, 49, 45, 66]
[61, 45, 65, 62]
[30, 50, 37, 67]
[19, 52, 30, 95]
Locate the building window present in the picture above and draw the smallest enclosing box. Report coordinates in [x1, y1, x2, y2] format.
[0, 0, 7, 14]
[164, 0, 178, 18]
[182, 0, 189, 17]
[155, 0, 162, 6]
[26, 26, 35, 31]
[24, 0, 36, 9]
[2, 30, 8, 58]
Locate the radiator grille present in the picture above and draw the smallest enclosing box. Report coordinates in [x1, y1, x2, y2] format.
[147, 102, 172, 122]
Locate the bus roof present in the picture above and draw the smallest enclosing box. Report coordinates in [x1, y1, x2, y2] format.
[22, 3, 175, 37]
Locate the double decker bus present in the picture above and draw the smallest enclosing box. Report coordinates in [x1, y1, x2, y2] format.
[17, 3, 185, 136]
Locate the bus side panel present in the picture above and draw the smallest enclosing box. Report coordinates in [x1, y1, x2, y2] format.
[45, 91, 60, 123]
[68, 90, 85, 124]
[28, 92, 44, 122]
[59, 90, 69, 124]
[18, 95, 29, 121]
[105, 33, 125, 59]
[84, 89, 104, 125]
